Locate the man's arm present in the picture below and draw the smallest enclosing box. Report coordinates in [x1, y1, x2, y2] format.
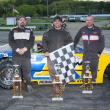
[42, 33, 49, 52]
[98, 29, 105, 54]
[74, 29, 82, 49]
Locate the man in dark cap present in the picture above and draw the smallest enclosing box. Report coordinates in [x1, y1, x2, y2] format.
[42, 16, 73, 82]
[8, 16, 35, 92]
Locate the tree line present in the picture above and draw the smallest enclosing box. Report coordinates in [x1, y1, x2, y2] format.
[0, 0, 110, 17]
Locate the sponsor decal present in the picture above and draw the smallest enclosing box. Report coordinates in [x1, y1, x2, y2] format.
[14, 32, 30, 40]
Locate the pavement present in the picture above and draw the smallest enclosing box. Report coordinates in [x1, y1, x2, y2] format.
[0, 77, 110, 110]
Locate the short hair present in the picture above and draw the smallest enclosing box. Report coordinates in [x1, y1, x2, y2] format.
[87, 14, 94, 18]
[87, 14, 92, 16]
[53, 16, 62, 22]
[16, 16, 27, 21]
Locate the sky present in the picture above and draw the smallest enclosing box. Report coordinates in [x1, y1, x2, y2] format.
[82, 0, 110, 1]
[93, 0, 110, 1]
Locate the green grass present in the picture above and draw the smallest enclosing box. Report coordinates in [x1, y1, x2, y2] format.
[94, 18, 110, 22]
[0, 0, 14, 1]
[0, 17, 52, 31]
[0, 0, 9, 2]
[31, 18, 51, 23]
[101, 26, 110, 30]
[0, 18, 6, 25]
[0, 17, 52, 25]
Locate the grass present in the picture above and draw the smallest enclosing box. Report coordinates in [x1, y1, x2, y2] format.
[31, 18, 51, 23]
[94, 18, 110, 22]
[0, 17, 109, 31]
[0, 18, 6, 25]
[101, 26, 110, 30]
[0, 0, 10, 2]
[0, 17, 52, 31]
[0, 0, 14, 1]
[0, 17, 52, 25]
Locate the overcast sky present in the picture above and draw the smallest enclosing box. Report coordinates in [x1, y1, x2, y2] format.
[82, 0, 110, 1]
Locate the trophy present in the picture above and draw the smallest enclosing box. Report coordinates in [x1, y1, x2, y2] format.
[52, 64, 63, 101]
[82, 61, 93, 94]
[12, 65, 23, 98]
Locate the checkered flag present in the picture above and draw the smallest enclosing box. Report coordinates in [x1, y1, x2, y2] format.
[49, 43, 76, 84]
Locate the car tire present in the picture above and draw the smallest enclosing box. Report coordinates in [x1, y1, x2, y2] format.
[105, 64, 110, 80]
[0, 59, 14, 89]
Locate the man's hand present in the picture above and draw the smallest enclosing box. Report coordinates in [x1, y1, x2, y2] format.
[22, 47, 28, 53]
[44, 52, 49, 57]
[73, 50, 75, 54]
[98, 54, 100, 57]
[16, 47, 28, 55]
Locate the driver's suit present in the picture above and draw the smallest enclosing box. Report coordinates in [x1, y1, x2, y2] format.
[74, 25, 105, 82]
[8, 27, 34, 85]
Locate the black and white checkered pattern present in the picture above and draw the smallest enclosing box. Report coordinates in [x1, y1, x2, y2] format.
[49, 43, 76, 83]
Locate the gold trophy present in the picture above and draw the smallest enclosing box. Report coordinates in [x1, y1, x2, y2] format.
[12, 65, 23, 98]
[52, 64, 63, 101]
[82, 61, 93, 94]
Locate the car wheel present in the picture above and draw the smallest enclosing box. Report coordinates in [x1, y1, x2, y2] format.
[104, 64, 110, 80]
[0, 59, 14, 89]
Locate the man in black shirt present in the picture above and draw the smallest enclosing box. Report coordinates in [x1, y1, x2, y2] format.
[9, 16, 34, 92]
[42, 16, 73, 81]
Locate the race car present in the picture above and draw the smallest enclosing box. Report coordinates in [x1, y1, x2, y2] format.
[0, 35, 110, 89]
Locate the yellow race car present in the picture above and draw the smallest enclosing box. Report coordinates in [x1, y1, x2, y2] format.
[32, 35, 110, 84]
[0, 35, 110, 89]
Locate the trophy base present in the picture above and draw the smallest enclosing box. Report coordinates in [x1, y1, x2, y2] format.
[52, 97, 63, 101]
[12, 96, 23, 99]
[52, 81, 62, 84]
[82, 90, 93, 94]
[83, 76, 92, 79]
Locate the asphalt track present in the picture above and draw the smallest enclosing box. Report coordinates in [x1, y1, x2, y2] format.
[0, 77, 110, 110]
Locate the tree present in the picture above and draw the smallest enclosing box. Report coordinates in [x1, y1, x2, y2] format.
[0, 0, 110, 17]
[35, 4, 47, 16]
[17, 4, 36, 17]
[14, 0, 23, 6]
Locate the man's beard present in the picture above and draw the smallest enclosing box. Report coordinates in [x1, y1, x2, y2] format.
[19, 23, 26, 28]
